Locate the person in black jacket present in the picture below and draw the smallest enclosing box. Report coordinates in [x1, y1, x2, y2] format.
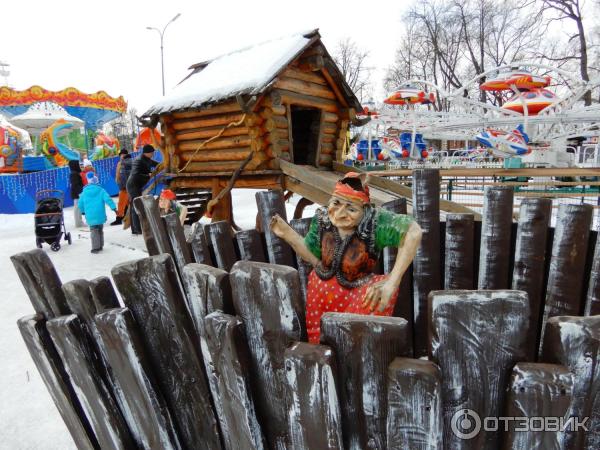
[126, 144, 159, 234]
[111, 149, 133, 225]
[68, 159, 85, 227]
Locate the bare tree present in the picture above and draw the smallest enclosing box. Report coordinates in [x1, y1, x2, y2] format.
[540, 0, 594, 105]
[332, 37, 372, 101]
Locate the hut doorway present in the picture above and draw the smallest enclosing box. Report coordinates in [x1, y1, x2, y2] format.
[290, 106, 321, 166]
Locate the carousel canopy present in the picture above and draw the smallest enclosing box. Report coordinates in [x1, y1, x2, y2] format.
[0, 86, 127, 129]
[9, 102, 84, 136]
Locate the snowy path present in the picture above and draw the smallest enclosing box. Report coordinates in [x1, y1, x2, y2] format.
[0, 189, 313, 449]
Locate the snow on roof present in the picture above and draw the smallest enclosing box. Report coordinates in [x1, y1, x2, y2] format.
[145, 31, 316, 116]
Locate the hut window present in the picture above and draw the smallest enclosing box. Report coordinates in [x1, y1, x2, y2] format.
[290, 106, 321, 166]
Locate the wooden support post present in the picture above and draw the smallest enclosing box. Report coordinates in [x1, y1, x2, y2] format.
[540, 315, 600, 450]
[135, 196, 172, 256]
[444, 214, 475, 289]
[429, 290, 529, 449]
[89, 276, 120, 312]
[235, 229, 267, 262]
[284, 342, 343, 449]
[255, 190, 295, 267]
[11, 249, 69, 318]
[387, 358, 443, 450]
[478, 187, 514, 289]
[188, 223, 214, 266]
[320, 313, 410, 450]
[290, 218, 313, 303]
[539, 204, 593, 353]
[381, 199, 413, 352]
[503, 362, 574, 449]
[94, 308, 183, 450]
[47, 315, 135, 450]
[411, 169, 441, 357]
[585, 235, 600, 316]
[204, 312, 267, 450]
[17, 314, 98, 450]
[111, 255, 222, 450]
[163, 212, 193, 276]
[511, 198, 552, 359]
[204, 221, 238, 272]
[229, 261, 305, 449]
[210, 178, 233, 223]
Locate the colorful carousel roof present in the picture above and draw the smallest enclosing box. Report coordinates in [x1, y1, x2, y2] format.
[0, 86, 127, 130]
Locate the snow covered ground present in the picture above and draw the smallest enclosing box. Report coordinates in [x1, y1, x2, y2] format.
[0, 189, 315, 449]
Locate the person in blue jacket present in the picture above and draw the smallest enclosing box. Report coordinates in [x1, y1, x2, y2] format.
[78, 171, 117, 253]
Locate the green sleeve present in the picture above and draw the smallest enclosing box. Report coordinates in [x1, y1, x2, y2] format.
[303, 215, 321, 259]
[375, 209, 415, 251]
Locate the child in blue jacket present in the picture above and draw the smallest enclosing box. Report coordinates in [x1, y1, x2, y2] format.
[78, 172, 117, 253]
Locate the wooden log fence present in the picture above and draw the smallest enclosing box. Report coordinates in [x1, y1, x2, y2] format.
[11, 168, 600, 450]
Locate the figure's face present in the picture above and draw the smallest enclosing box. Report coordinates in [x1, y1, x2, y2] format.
[327, 195, 364, 232]
[158, 197, 170, 210]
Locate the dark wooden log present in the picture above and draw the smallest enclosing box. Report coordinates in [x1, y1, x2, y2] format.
[229, 261, 305, 449]
[503, 362, 574, 450]
[541, 315, 600, 450]
[62, 279, 98, 325]
[94, 308, 183, 450]
[188, 222, 214, 266]
[204, 312, 267, 450]
[387, 358, 443, 450]
[478, 187, 514, 289]
[320, 312, 410, 450]
[585, 233, 600, 316]
[235, 229, 267, 262]
[133, 196, 159, 255]
[204, 221, 238, 272]
[255, 190, 295, 267]
[136, 195, 173, 256]
[10, 249, 69, 318]
[511, 198, 552, 359]
[163, 212, 193, 276]
[89, 276, 120, 312]
[539, 204, 593, 353]
[290, 217, 313, 303]
[444, 214, 474, 289]
[429, 290, 529, 450]
[284, 341, 343, 449]
[17, 314, 99, 450]
[111, 254, 222, 450]
[46, 315, 135, 450]
[180, 263, 233, 447]
[411, 169, 441, 357]
[381, 199, 413, 352]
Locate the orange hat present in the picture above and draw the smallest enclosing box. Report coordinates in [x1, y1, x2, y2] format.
[160, 189, 176, 200]
[333, 172, 370, 204]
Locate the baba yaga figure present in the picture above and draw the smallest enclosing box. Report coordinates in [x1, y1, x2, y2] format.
[271, 172, 422, 343]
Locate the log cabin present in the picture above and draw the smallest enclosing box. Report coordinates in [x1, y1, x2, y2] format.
[141, 29, 363, 222]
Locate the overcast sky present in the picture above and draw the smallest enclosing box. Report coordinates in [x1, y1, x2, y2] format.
[3, 0, 409, 115]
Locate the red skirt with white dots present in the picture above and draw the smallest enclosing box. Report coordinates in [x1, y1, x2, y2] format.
[305, 270, 398, 343]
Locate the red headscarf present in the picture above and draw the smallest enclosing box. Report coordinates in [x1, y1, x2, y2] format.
[332, 172, 370, 204]
[160, 189, 176, 200]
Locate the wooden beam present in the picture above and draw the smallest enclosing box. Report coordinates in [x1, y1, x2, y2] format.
[277, 89, 339, 113]
[320, 68, 349, 107]
[176, 126, 249, 141]
[281, 67, 328, 85]
[297, 55, 324, 71]
[178, 136, 251, 151]
[172, 113, 245, 131]
[171, 102, 241, 119]
[273, 77, 336, 100]
[179, 148, 252, 162]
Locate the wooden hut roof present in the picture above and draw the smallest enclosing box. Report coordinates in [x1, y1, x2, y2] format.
[143, 29, 362, 117]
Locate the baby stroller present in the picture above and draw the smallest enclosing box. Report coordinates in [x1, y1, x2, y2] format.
[34, 189, 72, 251]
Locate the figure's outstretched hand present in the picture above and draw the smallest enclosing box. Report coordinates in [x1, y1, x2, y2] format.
[270, 214, 292, 240]
[362, 278, 398, 313]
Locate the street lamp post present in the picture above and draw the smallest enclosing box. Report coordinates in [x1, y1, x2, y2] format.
[146, 13, 181, 96]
